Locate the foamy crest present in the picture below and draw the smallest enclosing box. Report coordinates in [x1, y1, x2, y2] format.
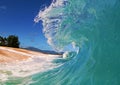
[34, 0, 68, 51]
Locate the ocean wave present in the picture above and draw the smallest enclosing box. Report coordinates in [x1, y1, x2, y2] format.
[33, 0, 120, 84]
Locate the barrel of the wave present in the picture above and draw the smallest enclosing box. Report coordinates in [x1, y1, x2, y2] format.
[32, 0, 120, 85]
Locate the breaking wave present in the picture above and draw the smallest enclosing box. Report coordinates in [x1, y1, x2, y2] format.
[1, 0, 120, 84]
[33, 0, 120, 85]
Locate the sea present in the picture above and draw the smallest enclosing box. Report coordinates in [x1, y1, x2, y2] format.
[1, 0, 120, 85]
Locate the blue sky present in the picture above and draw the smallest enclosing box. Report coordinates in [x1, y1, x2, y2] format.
[0, 0, 53, 50]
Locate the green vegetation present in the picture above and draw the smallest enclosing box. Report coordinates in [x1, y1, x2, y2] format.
[0, 35, 20, 48]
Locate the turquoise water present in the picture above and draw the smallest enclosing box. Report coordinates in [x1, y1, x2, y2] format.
[33, 0, 120, 84]
[2, 0, 120, 84]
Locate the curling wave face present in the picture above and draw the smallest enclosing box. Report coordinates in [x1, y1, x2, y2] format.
[33, 0, 120, 85]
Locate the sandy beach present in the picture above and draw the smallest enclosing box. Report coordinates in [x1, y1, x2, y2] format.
[0, 46, 57, 63]
[0, 46, 62, 81]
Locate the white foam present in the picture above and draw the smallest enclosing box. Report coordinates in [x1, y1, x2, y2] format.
[34, 0, 67, 51]
[0, 47, 62, 82]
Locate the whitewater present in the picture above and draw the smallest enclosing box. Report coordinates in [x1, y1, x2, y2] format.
[0, 47, 62, 84]
[1, 0, 120, 85]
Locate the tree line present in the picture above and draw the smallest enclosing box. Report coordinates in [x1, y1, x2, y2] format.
[0, 35, 20, 48]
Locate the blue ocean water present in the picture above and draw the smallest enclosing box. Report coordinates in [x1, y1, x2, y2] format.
[2, 0, 120, 85]
[33, 0, 120, 85]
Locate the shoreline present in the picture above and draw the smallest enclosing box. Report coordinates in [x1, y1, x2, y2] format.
[0, 46, 62, 81]
[0, 46, 61, 63]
